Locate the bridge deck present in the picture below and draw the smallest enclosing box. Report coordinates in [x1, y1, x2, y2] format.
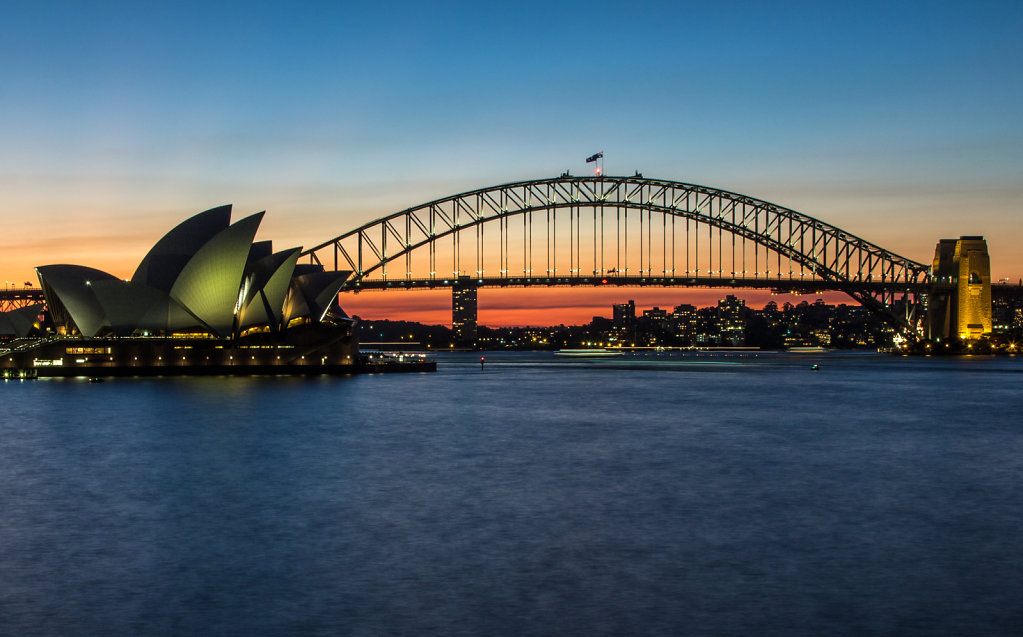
[347, 276, 931, 294]
[6, 283, 1023, 298]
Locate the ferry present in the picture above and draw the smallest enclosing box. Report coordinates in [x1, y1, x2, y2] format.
[554, 349, 623, 357]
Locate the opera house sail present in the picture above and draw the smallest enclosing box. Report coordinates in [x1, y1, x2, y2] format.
[1, 206, 432, 377]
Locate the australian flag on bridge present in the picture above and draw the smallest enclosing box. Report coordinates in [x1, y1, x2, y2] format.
[585, 152, 603, 163]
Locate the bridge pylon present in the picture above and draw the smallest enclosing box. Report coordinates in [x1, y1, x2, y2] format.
[926, 236, 992, 342]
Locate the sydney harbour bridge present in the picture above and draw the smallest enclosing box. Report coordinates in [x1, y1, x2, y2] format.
[300, 174, 935, 334]
[2, 174, 1007, 338]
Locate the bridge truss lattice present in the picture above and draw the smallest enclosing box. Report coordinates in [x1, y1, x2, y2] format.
[303, 175, 931, 333]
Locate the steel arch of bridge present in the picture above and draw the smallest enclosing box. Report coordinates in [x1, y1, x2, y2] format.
[0, 288, 44, 312]
[302, 175, 931, 330]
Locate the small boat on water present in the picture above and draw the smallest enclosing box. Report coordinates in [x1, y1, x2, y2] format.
[554, 349, 623, 357]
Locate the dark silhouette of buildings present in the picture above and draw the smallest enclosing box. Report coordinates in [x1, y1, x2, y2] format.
[356, 296, 910, 351]
[355, 286, 1022, 354]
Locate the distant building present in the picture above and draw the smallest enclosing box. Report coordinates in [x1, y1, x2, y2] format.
[696, 306, 718, 345]
[612, 300, 636, 327]
[611, 299, 636, 342]
[642, 307, 670, 324]
[717, 295, 746, 346]
[992, 296, 1014, 334]
[452, 276, 478, 346]
[672, 304, 697, 342]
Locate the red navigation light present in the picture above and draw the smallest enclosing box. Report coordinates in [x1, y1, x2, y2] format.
[601, 278, 608, 284]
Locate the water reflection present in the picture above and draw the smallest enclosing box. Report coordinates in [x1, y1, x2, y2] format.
[2, 354, 1022, 635]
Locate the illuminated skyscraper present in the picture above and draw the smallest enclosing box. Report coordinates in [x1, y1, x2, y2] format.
[672, 304, 697, 342]
[717, 295, 746, 346]
[612, 300, 636, 327]
[452, 276, 478, 346]
[611, 299, 636, 341]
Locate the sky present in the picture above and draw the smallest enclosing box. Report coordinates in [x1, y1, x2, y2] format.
[2, 0, 1021, 326]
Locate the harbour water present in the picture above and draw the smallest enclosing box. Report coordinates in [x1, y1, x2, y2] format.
[2, 351, 1022, 635]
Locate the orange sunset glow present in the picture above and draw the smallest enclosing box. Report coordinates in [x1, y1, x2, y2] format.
[340, 287, 852, 327]
[3, 0, 1021, 330]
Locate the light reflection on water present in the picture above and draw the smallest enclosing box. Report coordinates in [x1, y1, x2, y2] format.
[2, 352, 1022, 636]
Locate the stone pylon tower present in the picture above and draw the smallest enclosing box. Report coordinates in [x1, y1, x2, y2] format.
[927, 236, 991, 341]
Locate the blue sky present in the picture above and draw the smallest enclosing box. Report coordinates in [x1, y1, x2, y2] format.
[2, 0, 1021, 315]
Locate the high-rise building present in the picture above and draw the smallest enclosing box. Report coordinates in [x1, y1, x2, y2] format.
[452, 276, 478, 346]
[611, 299, 636, 342]
[927, 236, 991, 341]
[672, 304, 697, 342]
[695, 306, 718, 344]
[717, 295, 746, 346]
[612, 300, 636, 327]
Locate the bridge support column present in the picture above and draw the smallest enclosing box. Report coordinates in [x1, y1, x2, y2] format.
[452, 276, 478, 347]
[927, 236, 991, 342]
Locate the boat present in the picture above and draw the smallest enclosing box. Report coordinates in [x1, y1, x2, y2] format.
[554, 349, 623, 357]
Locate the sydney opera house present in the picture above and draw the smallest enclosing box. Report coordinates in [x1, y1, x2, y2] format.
[1, 206, 430, 376]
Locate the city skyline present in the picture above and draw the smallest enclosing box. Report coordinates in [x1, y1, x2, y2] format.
[2, 1, 1021, 326]
[342, 287, 851, 328]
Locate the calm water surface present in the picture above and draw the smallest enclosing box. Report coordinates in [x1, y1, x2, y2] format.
[2, 351, 1022, 636]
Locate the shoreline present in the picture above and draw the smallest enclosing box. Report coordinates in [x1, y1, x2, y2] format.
[3, 359, 435, 379]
